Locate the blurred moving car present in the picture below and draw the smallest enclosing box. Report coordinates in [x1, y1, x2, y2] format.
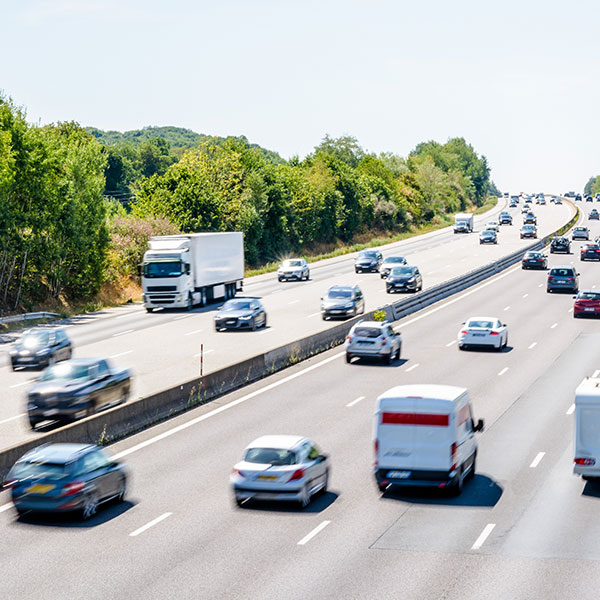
[379, 256, 407, 279]
[580, 243, 600, 261]
[499, 212, 513, 225]
[573, 290, 600, 318]
[354, 249, 383, 273]
[10, 328, 72, 371]
[321, 285, 365, 320]
[345, 320, 401, 364]
[4, 443, 127, 519]
[550, 236, 571, 253]
[27, 359, 132, 430]
[386, 266, 423, 293]
[230, 435, 329, 508]
[590, 209, 600, 220]
[521, 251, 548, 269]
[573, 226, 590, 241]
[214, 298, 267, 331]
[486, 221, 499, 232]
[277, 258, 309, 282]
[523, 212, 537, 224]
[520, 224, 537, 239]
[458, 317, 508, 351]
[479, 230, 497, 244]
[547, 266, 579, 293]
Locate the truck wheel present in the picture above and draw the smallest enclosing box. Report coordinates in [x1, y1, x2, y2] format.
[186, 295, 193, 311]
[146, 307, 154, 313]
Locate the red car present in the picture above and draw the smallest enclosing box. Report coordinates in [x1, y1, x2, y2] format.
[574, 291, 600, 318]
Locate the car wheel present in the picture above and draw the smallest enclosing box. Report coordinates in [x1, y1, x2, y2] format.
[251, 318, 257, 332]
[81, 490, 99, 520]
[262, 314, 267, 328]
[29, 418, 38, 430]
[355, 269, 360, 274]
[449, 467, 464, 496]
[346, 353, 352, 364]
[395, 344, 401, 360]
[146, 307, 154, 313]
[214, 323, 220, 332]
[384, 353, 392, 365]
[319, 470, 329, 496]
[234, 495, 245, 507]
[186, 294, 193, 311]
[119, 386, 129, 404]
[503, 335, 508, 349]
[458, 343, 465, 351]
[10, 360, 16, 372]
[574, 312, 580, 318]
[299, 485, 311, 509]
[48, 354, 56, 367]
[467, 453, 477, 480]
[378, 482, 388, 493]
[116, 476, 127, 503]
[66, 348, 72, 360]
[386, 287, 391, 293]
[85, 401, 96, 418]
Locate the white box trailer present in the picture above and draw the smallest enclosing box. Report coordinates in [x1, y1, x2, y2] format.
[374, 384, 484, 495]
[454, 213, 474, 233]
[573, 377, 600, 479]
[140, 232, 244, 312]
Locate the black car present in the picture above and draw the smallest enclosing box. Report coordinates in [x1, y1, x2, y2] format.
[547, 266, 579, 293]
[379, 256, 407, 279]
[550, 237, 571, 253]
[321, 285, 365, 320]
[9, 328, 72, 371]
[386, 266, 423, 293]
[354, 250, 383, 273]
[580, 243, 600, 261]
[27, 359, 131, 430]
[577, 194, 583, 201]
[523, 212, 537, 224]
[521, 251, 547, 269]
[479, 230, 497, 244]
[586, 195, 593, 202]
[4, 443, 127, 519]
[214, 298, 267, 331]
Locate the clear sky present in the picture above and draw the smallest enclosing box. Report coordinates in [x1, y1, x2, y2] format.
[2, 0, 599, 193]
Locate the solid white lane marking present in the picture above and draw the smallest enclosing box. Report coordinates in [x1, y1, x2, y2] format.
[550, 323, 558, 329]
[308, 312, 321, 318]
[0, 413, 25, 425]
[0, 503, 13, 513]
[193, 349, 214, 358]
[116, 313, 135, 320]
[110, 351, 133, 359]
[258, 328, 273, 335]
[530, 452, 546, 468]
[346, 396, 365, 408]
[288, 300, 300, 305]
[446, 340, 457, 347]
[113, 329, 134, 337]
[9, 380, 33, 389]
[593, 369, 600, 378]
[472, 524, 496, 550]
[174, 315, 190, 321]
[504, 305, 511, 311]
[522, 293, 528, 298]
[184, 329, 204, 336]
[528, 342, 537, 349]
[498, 367, 509, 376]
[405, 364, 419, 372]
[566, 404, 575, 415]
[129, 512, 172, 537]
[297, 520, 331, 546]
[111, 351, 344, 460]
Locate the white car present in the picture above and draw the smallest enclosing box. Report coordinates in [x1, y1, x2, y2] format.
[457, 317, 508, 351]
[486, 221, 499, 232]
[230, 435, 329, 508]
[277, 258, 309, 281]
[345, 320, 402, 364]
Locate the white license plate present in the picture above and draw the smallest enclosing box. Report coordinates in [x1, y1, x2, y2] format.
[387, 470, 411, 479]
[331, 310, 342, 314]
[44, 409, 59, 417]
[473, 333, 485, 337]
[585, 308, 595, 312]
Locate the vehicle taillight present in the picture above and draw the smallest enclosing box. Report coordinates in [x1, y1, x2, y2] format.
[460, 330, 468, 335]
[381, 337, 387, 343]
[288, 468, 305, 482]
[232, 469, 245, 478]
[575, 458, 596, 466]
[346, 335, 353, 342]
[61, 481, 85, 497]
[490, 331, 499, 335]
[374, 439, 379, 467]
[450, 442, 458, 471]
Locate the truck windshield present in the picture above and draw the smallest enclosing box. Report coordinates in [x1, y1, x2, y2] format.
[144, 262, 183, 278]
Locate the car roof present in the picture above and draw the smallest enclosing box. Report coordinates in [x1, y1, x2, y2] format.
[551, 265, 575, 269]
[352, 320, 386, 329]
[377, 384, 468, 403]
[19, 443, 96, 464]
[383, 256, 405, 260]
[56, 358, 102, 366]
[246, 435, 307, 450]
[328, 285, 354, 291]
[466, 316, 499, 321]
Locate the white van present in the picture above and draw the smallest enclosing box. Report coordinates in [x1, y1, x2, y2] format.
[374, 384, 484, 495]
[573, 378, 600, 480]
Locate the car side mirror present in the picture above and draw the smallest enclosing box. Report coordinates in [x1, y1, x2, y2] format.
[502, 323, 507, 327]
[137, 264, 142, 276]
[317, 453, 328, 462]
[573, 296, 577, 299]
[474, 419, 484, 432]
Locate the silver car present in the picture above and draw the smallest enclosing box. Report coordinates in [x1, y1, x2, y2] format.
[230, 435, 329, 508]
[380, 256, 407, 279]
[277, 258, 309, 282]
[345, 321, 401, 364]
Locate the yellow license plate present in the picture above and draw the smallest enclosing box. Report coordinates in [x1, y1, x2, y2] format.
[26, 484, 55, 494]
[257, 475, 277, 481]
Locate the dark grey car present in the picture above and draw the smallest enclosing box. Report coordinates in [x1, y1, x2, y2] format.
[547, 266, 579, 293]
[386, 266, 423, 293]
[10, 328, 72, 370]
[214, 298, 267, 331]
[354, 250, 383, 273]
[321, 285, 365, 320]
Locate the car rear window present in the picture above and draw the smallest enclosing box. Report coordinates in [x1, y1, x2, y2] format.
[354, 327, 381, 338]
[550, 268, 574, 276]
[578, 292, 600, 300]
[10, 461, 70, 481]
[467, 320, 494, 328]
[244, 448, 297, 465]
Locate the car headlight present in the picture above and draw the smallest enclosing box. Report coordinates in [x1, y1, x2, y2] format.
[176, 294, 183, 301]
[36, 348, 50, 355]
[345, 302, 354, 309]
[238, 315, 253, 320]
[9, 349, 17, 356]
[407, 277, 415, 283]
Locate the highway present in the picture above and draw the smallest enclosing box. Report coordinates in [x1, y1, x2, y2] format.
[0, 198, 574, 449]
[2, 198, 600, 599]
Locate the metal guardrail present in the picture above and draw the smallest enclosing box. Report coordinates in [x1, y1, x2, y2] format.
[0, 312, 59, 326]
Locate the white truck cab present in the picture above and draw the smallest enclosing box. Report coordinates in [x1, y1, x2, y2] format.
[374, 384, 484, 495]
[573, 377, 600, 480]
[454, 213, 474, 233]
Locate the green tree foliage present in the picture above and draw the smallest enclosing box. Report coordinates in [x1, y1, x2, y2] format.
[0, 97, 108, 312]
[584, 175, 600, 196]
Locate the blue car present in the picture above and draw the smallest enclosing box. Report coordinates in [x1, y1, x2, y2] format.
[4, 443, 128, 519]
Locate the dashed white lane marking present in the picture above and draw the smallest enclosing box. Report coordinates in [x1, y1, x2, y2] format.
[258, 328, 273, 335]
[566, 404, 575, 415]
[472, 524, 496, 550]
[530, 452, 546, 468]
[297, 520, 331, 546]
[593, 285, 597, 289]
[174, 315, 190, 321]
[446, 340, 457, 347]
[504, 306, 511, 311]
[110, 351, 133, 359]
[129, 513, 172, 537]
[0, 503, 13, 514]
[498, 367, 509, 376]
[184, 329, 204, 336]
[116, 313, 136, 320]
[550, 322, 558, 329]
[405, 364, 419, 372]
[288, 300, 301, 305]
[0, 413, 25, 425]
[593, 369, 600, 378]
[308, 312, 321, 318]
[346, 396, 366, 408]
[9, 380, 33, 389]
[538, 283, 543, 288]
[113, 329, 134, 337]
[528, 342, 537, 349]
[568, 308, 573, 313]
[193, 349, 214, 358]
[522, 293, 528, 298]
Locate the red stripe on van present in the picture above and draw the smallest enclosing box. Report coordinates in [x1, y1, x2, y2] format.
[381, 412, 449, 426]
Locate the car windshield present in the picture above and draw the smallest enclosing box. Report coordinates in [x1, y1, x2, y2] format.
[39, 363, 91, 382]
[550, 268, 574, 276]
[525, 252, 541, 258]
[579, 292, 600, 300]
[384, 257, 405, 264]
[282, 259, 302, 268]
[523, 225, 534, 230]
[358, 251, 377, 258]
[10, 460, 70, 481]
[467, 320, 494, 329]
[222, 300, 252, 311]
[20, 331, 50, 348]
[482, 230, 494, 235]
[244, 448, 297, 465]
[391, 266, 413, 275]
[144, 262, 183, 278]
[326, 289, 352, 299]
[354, 327, 382, 338]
